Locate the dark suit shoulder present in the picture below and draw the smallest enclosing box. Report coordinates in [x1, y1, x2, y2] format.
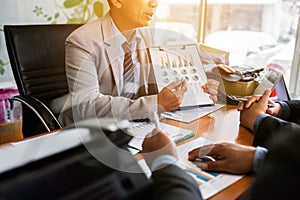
[151, 164, 203, 200]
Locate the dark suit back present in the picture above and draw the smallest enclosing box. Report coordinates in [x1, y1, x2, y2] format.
[250, 127, 300, 199]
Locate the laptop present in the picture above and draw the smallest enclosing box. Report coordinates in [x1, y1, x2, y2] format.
[274, 76, 291, 101]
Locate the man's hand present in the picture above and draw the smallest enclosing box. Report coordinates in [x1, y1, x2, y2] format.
[142, 128, 178, 168]
[237, 89, 282, 117]
[188, 142, 256, 174]
[202, 79, 219, 102]
[239, 88, 272, 131]
[266, 102, 282, 116]
[157, 79, 187, 112]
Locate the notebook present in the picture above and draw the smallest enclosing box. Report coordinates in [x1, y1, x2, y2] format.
[127, 122, 195, 152]
[147, 44, 214, 108]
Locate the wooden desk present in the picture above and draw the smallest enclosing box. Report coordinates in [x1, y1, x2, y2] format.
[165, 105, 255, 200]
[1, 105, 255, 199]
[0, 120, 23, 144]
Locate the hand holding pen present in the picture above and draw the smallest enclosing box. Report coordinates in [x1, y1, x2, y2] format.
[157, 79, 188, 112]
[152, 111, 161, 131]
[141, 111, 178, 168]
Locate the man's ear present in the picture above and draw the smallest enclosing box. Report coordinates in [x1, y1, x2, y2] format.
[110, 0, 122, 8]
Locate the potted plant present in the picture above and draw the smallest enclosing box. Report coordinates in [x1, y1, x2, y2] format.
[33, 0, 105, 24]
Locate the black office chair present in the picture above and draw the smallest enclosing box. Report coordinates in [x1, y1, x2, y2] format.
[4, 24, 82, 138]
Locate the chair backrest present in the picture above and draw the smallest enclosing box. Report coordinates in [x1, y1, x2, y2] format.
[4, 24, 82, 103]
[4, 24, 82, 137]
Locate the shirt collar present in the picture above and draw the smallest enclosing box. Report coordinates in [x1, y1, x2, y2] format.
[110, 18, 142, 48]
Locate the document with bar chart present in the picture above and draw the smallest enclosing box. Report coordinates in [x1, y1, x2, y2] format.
[138, 137, 243, 199]
[147, 44, 214, 108]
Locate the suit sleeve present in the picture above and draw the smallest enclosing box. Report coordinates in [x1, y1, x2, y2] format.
[253, 115, 300, 148]
[283, 100, 300, 123]
[150, 164, 203, 200]
[253, 100, 300, 148]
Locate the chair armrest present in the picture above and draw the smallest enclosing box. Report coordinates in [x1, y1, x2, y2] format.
[9, 95, 62, 132]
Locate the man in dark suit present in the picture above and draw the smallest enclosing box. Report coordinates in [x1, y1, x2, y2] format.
[142, 125, 300, 199]
[141, 129, 203, 200]
[188, 88, 300, 198]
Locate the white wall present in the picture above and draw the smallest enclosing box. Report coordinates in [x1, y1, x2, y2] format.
[0, 0, 109, 87]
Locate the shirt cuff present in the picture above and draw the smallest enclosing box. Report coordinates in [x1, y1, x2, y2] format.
[253, 113, 270, 133]
[278, 101, 290, 119]
[151, 154, 180, 171]
[252, 146, 268, 174]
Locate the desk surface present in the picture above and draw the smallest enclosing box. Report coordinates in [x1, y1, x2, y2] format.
[1, 105, 255, 200]
[165, 105, 255, 200]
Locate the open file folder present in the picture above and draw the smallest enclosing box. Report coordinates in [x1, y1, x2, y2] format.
[147, 44, 214, 108]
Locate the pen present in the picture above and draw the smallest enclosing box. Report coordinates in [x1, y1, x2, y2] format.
[238, 97, 275, 108]
[152, 111, 161, 130]
[177, 78, 185, 91]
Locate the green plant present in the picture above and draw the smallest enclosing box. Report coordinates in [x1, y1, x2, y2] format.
[33, 0, 104, 24]
[0, 26, 9, 75]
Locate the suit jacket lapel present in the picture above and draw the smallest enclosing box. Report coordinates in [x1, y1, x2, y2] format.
[101, 13, 121, 95]
[137, 28, 157, 96]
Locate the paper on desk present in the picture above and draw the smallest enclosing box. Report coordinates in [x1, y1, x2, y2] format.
[161, 103, 225, 123]
[128, 122, 194, 152]
[138, 137, 243, 200]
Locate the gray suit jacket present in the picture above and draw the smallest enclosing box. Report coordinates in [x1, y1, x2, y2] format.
[59, 12, 158, 126]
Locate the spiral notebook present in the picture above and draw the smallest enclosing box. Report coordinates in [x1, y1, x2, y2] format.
[127, 122, 195, 153]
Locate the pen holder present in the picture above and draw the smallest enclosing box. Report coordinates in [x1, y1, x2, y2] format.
[223, 79, 259, 96]
[205, 64, 261, 97]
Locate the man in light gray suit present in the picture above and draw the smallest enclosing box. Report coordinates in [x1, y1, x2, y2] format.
[59, 0, 189, 125]
[59, 0, 218, 125]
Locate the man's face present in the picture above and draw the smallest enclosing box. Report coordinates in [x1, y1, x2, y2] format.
[119, 0, 158, 28]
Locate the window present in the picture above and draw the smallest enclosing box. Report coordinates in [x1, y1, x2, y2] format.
[155, 0, 299, 92]
[205, 0, 299, 90]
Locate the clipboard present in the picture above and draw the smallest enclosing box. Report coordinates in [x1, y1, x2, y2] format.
[147, 44, 214, 108]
